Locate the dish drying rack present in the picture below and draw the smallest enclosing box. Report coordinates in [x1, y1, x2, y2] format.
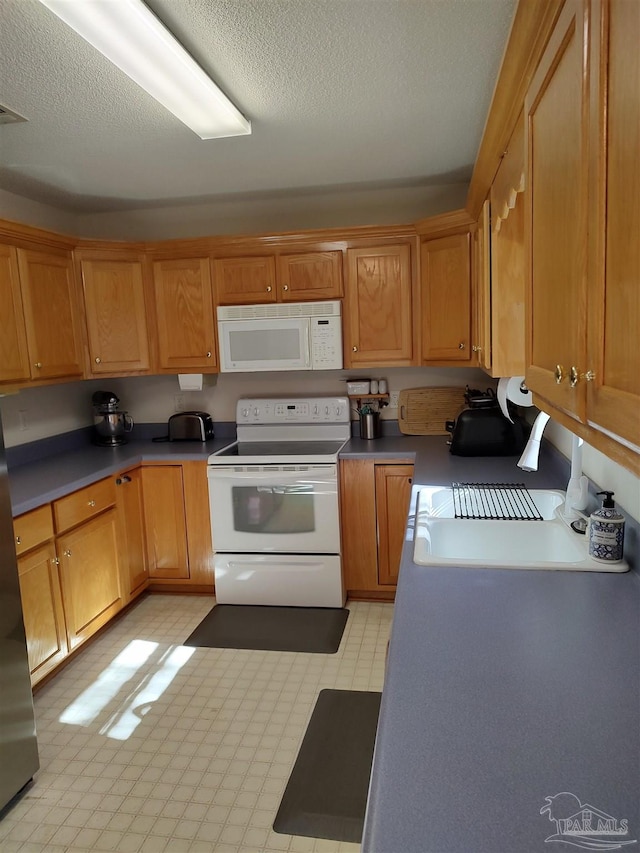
[452, 483, 543, 521]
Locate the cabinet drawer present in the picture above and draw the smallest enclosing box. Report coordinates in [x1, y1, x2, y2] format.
[14, 504, 54, 556]
[54, 477, 116, 533]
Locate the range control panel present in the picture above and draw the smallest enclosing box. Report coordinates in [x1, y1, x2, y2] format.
[236, 397, 349, 425]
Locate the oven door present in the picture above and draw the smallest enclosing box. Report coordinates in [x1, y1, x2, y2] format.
[208, 464, 340, 554]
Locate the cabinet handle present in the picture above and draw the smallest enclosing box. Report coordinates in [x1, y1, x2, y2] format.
[569, 366, 579, 388]
[63, 549, 72, 558]
[266, 285, 272, 292]
[88, 500, 96, 507]
[206, 351, 212, 358]
[50, 557, 60, 566]
[352, 346, 358, 352]
[472, 345, 482, 353]
[15, 535, 21, 545]
[569, 367, 596, 387]
[95, 357, 101, 364]
[283, 285, 289, 291]
[458, 342, 465, 350]
[554, 364, 565, 384]
[408, 478, 412, 485]
[115, 475, 131, 485]
[34, 362, 42, 369]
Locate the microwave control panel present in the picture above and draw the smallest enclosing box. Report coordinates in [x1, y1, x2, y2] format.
[310, 315, 343, 370]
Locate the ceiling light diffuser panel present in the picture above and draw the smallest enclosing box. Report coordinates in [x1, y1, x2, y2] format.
[38, 0, 251, 139]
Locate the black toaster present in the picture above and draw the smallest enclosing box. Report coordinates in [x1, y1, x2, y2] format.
[445, 408, 528, 456]
[168, 412, 214, 441]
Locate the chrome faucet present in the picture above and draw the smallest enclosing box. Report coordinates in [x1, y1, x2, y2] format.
[517, 411, 588, 521]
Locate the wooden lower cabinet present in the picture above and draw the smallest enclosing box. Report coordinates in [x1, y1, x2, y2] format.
[57, 509, 123, 651]
[340, 458, 413, 599]
[141, 465, 190, 580]
[140, 462, 214, 590]
[17, 542, 68, 686]
[115, 469, 148, 601]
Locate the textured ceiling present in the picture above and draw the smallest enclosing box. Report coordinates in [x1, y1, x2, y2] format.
[0, 0, 516, 214]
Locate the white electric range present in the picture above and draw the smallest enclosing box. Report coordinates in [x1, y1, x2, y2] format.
[207, 397, 350, 606]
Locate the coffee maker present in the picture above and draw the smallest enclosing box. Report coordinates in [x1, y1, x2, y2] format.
[92, 391, 134, 446]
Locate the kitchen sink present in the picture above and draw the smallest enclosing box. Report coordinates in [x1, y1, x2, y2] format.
[413, 487, 629, 572]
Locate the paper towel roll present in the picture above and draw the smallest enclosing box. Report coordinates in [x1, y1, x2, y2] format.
[497, 376, 533, 422]
[178, 374, 203, 391]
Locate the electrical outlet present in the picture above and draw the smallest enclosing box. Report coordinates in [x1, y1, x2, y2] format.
[388, 392, 399, 409]
[174, 394, 186, 412]
[18, 409, 29, 430]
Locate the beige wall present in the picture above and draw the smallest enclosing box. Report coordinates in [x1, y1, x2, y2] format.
[2, 369, 638, 522]
[76, 183, 468, 241]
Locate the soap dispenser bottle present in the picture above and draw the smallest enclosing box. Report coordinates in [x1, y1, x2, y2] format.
[588, 491, 625, 563]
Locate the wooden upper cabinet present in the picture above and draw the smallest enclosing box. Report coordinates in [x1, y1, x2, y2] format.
[472, 200, 492, 371]
[0, 243, 30, 383]
[345, 244, 413, 366]
[277, 251, 343, 301]
[152, 257, 217, 371]
[586, 0, 640, 449]
[214, 255, 277, 305]
[488, 111, 526, 378]
[80, 255, 150, 375]
[420, 233, 472, 363]
[525, 0, 589, 421]
[17, 247, 83, 381]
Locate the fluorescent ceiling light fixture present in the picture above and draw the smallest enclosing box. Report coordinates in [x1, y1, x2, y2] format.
[38, 0, 251, 139]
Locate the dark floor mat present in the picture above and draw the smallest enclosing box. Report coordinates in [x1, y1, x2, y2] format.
[273, 689, 382, 842]
[183, 605, 349, 653]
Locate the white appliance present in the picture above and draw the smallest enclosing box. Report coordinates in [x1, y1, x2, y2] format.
[207, 397, 350, 606]
[217, 301, 343, 372]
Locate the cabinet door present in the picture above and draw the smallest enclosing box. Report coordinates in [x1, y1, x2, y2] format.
[18, 542, 68, 685]
[0, 244, 30, 383]
[345, 245, 413, 366]
[17, 248, 83, 380]
[420, 233, 472, 363]
[375, 465, 413, 586]
[277, 251, 343, 301]
[141, 466, 189, 579]
[152, 257, 217, 370]
[115, 470, 148, 600]
[339, 459, 378, 593]
[58, 510, 123, 651]
[586, 0, 640, 447]
[80, 257, 150, 374]
[214, 256, 277, 304]
[525, 0, 589, 420]
[472, 200, 492, 371]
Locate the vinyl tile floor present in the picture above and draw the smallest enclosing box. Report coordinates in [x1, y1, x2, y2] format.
[0, 595, 393, 853]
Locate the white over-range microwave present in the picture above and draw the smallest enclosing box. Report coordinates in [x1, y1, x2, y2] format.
[217, 300, 343, 372]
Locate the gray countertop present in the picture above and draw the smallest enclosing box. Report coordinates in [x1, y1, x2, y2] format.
[7, 437, 230, 516]
[355, 439, 640, 853]
[8, 432, 640, 851]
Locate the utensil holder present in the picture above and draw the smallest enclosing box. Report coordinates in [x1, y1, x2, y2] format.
[360, 411, 381, 440]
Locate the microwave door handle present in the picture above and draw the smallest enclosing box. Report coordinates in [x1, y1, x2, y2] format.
[304, 322, 311, 368]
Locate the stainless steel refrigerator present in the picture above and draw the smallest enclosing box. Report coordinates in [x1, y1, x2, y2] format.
[0, 408, 39, 811]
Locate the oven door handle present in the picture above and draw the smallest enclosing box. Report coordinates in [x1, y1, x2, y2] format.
[208, 466, 336, 483]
